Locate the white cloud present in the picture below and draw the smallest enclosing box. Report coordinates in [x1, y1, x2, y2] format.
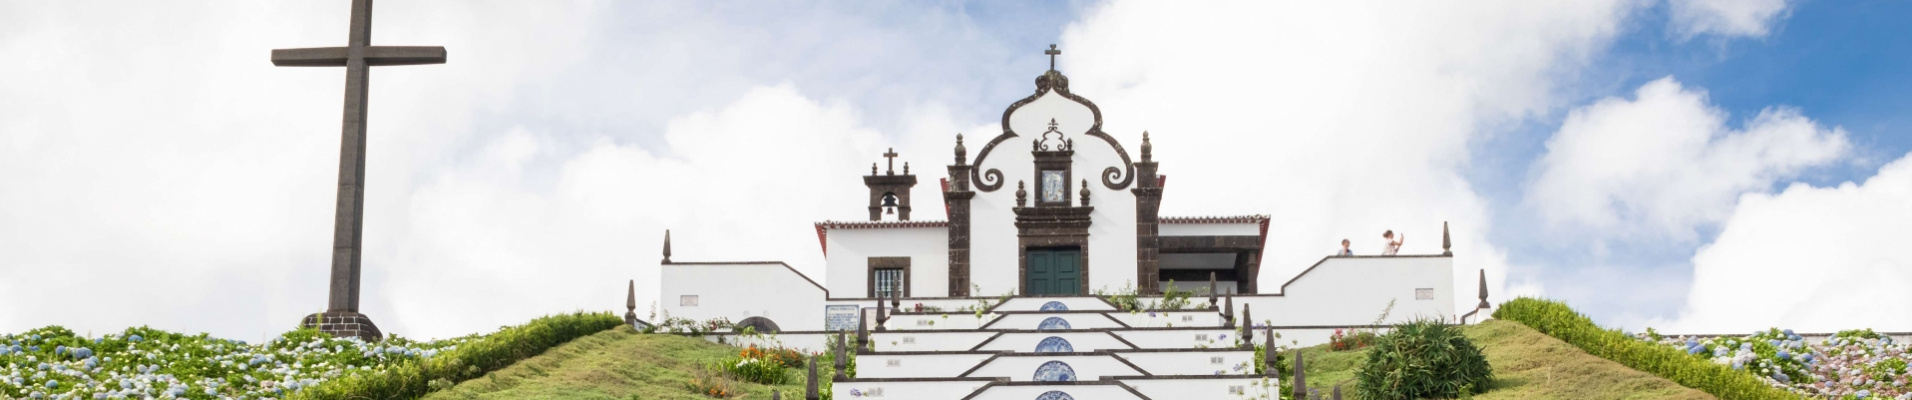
[1663, 153, 1912, 332]
[5, 0, 1801, 341]
[1059, 1, 1642, 312]
[1668, 0, 1794, 39]
[1529, 77, 1847, 242]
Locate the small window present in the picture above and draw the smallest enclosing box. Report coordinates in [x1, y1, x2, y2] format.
[1209, 356, 1225, 364]
[1415, 288, 1434, 300]
[873, 268, 905, 298]
[885, 359, 902, 367]
[679, 295, 699, 306]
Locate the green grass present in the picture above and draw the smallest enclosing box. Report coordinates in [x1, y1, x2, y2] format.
[1296, 320, 1715, 400]
[429, 319, 1715, 400]
[424, 326, 812, 400]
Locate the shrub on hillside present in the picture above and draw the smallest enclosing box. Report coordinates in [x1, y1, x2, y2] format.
[290, 311, 623, 400]
[1353, 319, 1492, 400]
[1493, 297, 1797, 400]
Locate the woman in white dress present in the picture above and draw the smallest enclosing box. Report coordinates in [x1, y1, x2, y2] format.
[1381, 230, 1404, 256]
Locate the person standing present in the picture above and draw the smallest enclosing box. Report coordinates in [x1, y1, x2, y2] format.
[1382, 230, 1404, 256]
[1337, 239, 1354, 256]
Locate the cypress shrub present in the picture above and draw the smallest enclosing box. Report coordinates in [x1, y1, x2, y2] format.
[1493, 298, 1798, 400]
[290, 311, 624, 400]
[1354, 319, 1492, 399]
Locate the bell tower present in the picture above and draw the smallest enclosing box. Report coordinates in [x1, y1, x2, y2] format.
[865, 148, 918, 221]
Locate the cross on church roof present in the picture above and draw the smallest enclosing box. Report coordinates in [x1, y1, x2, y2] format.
[1045, 44, 1061, 71]
[883, 148, 899, 175]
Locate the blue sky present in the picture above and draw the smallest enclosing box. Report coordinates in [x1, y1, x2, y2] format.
[2, 0, 1908, 340]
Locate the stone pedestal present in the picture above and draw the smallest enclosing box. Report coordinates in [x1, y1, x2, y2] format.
[300, 311, 384, 341]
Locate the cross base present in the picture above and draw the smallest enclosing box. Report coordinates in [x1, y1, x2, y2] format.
[300, 311, 384, 342]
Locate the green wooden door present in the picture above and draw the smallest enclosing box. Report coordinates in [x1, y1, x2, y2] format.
[1027, 249, 1083, 295]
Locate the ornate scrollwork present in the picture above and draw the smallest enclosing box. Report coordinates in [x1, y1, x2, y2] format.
[971, 58, 1135, 192]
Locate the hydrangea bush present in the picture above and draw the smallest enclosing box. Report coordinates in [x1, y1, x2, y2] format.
[0, 325, 472, 399]
[1643, 328, 1910, 399]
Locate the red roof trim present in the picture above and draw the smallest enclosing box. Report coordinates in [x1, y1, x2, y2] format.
[1160, 215, 1269, 224]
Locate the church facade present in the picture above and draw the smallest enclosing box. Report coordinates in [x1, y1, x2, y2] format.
[655, 53, 1477, 346]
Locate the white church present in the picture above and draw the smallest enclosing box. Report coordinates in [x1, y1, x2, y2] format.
[649, 46, 1487, 399]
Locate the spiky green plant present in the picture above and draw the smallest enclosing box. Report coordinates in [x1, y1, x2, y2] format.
[1354, 318, 1492, 400]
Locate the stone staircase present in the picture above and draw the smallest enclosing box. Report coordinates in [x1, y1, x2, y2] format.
[818, 296, 1281, 400]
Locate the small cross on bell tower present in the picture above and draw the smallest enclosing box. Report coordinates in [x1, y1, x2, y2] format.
[864, 149, 917, 221]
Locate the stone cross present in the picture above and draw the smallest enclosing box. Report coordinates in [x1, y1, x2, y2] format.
[882, 148, 899, 175]
[274, 0, 445, 342]
[1045, 44, 1061, 71]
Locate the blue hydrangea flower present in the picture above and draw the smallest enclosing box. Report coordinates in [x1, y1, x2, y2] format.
[45, 380, 57, 389]
[1776, 350, 1789, 360]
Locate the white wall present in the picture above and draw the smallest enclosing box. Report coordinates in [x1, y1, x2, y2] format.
[1236, 256, 1457, 328]
[975, 331, 1135, 352]
[963, 354, 1144, 381]
[983, 313, 1127, 330]
[969, 91, 1143, 296]
[856, 353, 998, 378]
[992, 296, 1115, 311]
[659, 262, 826, 331]
[971, 384, 1146, 400]
[824, 226, 950, 298]
[868, 331, 999, 352]
[1159, 222, 1261, 236]
[1115, 350, 1256, 375]
[1122, 377, 1277, 400]
[833, 379, 994, 400]
[1112, 329, 1241, 349]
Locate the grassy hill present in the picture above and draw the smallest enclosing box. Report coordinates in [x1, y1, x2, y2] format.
[1297, 319, 1713, 400]
[425, 320, 1715, 400]
[423, 325, 812, 400]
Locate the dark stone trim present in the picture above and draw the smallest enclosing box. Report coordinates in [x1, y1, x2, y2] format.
[866, 256, 911, 298]
[835, 377, 1004, 383]
[965, 332, 1006, 351]
[300, 311, 382, 342]
[863, 173, 918, 221]
[971, 67, 1134, 192]
[1014, 206, 1094, 295]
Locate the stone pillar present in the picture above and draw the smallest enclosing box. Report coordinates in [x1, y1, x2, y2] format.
[624, 279, 638, 326]
[1131, 132, 1163, 294]
[1293, 349, 1308, 398]
[946, 134, 974, 297]
[834, 331, 849, 380]
[1264, 331, 1277, 375]
[1240, 303, 1254, 349]
[805, 358, 820, 400]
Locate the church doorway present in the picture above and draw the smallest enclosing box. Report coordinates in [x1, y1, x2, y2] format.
[1025, 248, 1083, 295]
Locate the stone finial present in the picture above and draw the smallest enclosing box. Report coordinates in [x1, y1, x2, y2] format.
[773, 390, 781, 400]
[856, 315, 870, 351]
[624, 279, 638, 325]
[1078, 179, 1091, 206]
[871, 163, 878, 175]
[834, 331, 849, 380]
[1293, 349, 1308, 398]
[805, 358, 820, 400]
[1141, 131, 1152, 162]
[875, 293, 888, 332]
[1264, 330, 1277, 375]
[1443, 221, 1453, 256]
[1333, 385, 1343, 400]
[1222, 295, 1236, 329]
[1015, 181, 1028, 207]
[1477, 269, 1490, 309]
[904, 162, 910, 175]
[1241, 303, 1254, 349]
[661, 230, 672, 263]
[891, 290, 901, 309]
[954, 134, 967, 165]
[1208, 272, 1219, 308]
